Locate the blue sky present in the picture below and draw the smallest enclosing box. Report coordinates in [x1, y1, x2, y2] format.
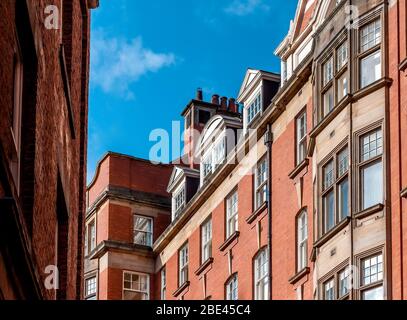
[87, 0, 298, 182]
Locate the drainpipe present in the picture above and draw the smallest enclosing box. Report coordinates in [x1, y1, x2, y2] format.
[264, 123, 273, 300]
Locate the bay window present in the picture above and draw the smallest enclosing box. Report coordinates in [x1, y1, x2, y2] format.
[324, 278, 335, 300]
[254, 248, 269, 300]
[226, 190, 238, 238]
[320, 39, 349, 121]
[339, 266, 350, 298]
[321, 146, 349, 234]
[85, 276, 97, 300]
[123, 272, 149, 300]
[359, 19, 382, 88]
[359, 128, 383, 210]
[360, 253, 384, 300]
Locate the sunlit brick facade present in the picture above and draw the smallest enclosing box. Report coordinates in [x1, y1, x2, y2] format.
[86, 0, 407, 300]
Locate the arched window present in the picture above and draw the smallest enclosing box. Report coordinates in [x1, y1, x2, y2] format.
[254, 248, 269, 300]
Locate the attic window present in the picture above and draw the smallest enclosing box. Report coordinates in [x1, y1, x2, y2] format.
[247, 93, 262, 124]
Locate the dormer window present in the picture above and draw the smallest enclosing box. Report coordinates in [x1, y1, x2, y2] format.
[202, 136, 226, 182]
[173, 187, 185, 219]
[247, 93, 262, 124]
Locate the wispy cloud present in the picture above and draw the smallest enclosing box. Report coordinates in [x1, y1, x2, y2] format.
[224, 0, 270, 16]
[91, 29, 176, 100]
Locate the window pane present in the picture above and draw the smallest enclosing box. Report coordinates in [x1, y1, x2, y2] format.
[226, 275, 238, 300]
[296, 112, 307, 165]
[324, 161, 334, 189]
[247, 94, 262, 123]
[85, 277, 97, 297]
[361, 129, 382, 162]
[360, 51, 381, 88]
[255, 159, 268, 208]
[339, 267, 350, 297]
[323, 58, 333, 85]
[362, 286, 384, 300]
[337, 72, 348, 102]
[360, 20, 381, 53]
[338, 148, 349, 177]
[226, 191, 238, 238]
[337, 41, 348, 70]
[134, 216, 153, 246]
[362, 254, 383, 286]
[324, 279, 335, 300]
[338, 178, 349, 220]
[323, 87, 334, 117]
[362, 161, 383, 209]
[324, 191, 335, 232]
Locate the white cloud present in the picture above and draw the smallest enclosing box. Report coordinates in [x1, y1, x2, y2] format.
[224, 0, 270, 16]
[91, 29, 176, 99]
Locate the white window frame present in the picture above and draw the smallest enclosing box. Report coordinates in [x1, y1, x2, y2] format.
[201, 218, 212, 263]
[133, 215, 153, 247]
[296, 111, 307, 165]
[359, 19, 382, 89]
[84, 276, 97, 300]
[179, 243, 189, 287]
[297, 210, 308, 272]
[255, 158, 268, 209]
[85, 218, 96, 255]
[254, 248, 269, 300]
[122, 271, 150, 300]
[161, 268, 166, 300]
[226, 190, 238, 238]
[201, 135, 226, 182]
[226, 274, 238, 300]
[246, 93, 262, 124]
[173, 186, 186, 219]
[359, 128, 383, 210]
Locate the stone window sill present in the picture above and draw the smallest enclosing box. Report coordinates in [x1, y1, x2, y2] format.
[288, 159, 309, 180]
[354, 203, 384, 220]
[173, 281, 190, 298]
[288, 267, 310, 285]
[246, 202, 267, 224]
[195, 257, 214, 276]
[401, 187, 407, 199]
[314, 217, 350, 249]
[219, 231, 240, 252]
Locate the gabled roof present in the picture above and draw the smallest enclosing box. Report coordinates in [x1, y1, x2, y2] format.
[167, 165, 200, 193]
[237, 68, 280, 102]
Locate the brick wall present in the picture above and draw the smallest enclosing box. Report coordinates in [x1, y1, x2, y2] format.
[0, 0, 94, 300]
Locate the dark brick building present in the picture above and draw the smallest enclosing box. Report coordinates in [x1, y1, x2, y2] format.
[0, 0, 98, 300]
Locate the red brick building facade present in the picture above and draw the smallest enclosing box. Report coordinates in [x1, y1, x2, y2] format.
[86, 0, 407, 300]
[0, 0, 98, 299]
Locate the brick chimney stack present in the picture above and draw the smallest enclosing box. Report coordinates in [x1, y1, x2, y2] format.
[196, 88, 203, 101]
[228, 98, 237, 113]
[220, 97, 228, 110]
[211, 94, 220, 105]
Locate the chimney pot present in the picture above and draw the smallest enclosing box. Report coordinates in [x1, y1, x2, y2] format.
[196, 88, 203, 101]
[211, 94, 220, 105]
[220, 97, 228, 110]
